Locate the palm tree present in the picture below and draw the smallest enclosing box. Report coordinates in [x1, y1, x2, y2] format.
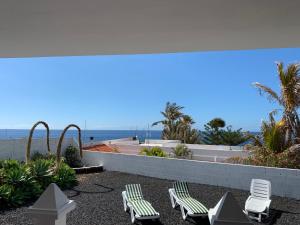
[56, 124, 82, 168]
[178, 115, 195, 143]
[253, 62, 300, 145]
[152, 102, 184, 140]
[152, 102, 200, 143]
[26, 121, 51, 164]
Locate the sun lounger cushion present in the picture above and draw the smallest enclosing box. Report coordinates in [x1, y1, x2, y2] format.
[126, 184, 143, 201]
[125, 184, 158, 217]
[174, 181, 208, 214]
[130, 199, 158, 216]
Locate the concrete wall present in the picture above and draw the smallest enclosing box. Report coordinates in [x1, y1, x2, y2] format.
[114, 144, 249, 162]
[82, 151, 300, 200]
[84, 138, 139, 147]
[0, 138, 75, 161]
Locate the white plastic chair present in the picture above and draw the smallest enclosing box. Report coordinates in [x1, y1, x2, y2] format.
[244, 179, 271, 222]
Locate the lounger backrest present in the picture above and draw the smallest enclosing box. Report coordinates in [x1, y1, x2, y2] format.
[250, 179, 271, 200]
[126, 184, 144, 201]
[174, 181, 190, 198]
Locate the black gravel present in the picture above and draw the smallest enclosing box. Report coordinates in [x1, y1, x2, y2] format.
[0, 171, 299, 225]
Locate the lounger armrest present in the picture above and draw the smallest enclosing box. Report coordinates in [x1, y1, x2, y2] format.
[208, 208, 217, 223]
[245, 196, 252, 203]
[265, 199, 271, 208]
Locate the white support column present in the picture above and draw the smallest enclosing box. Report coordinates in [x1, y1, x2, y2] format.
[27, 183, 76, 225]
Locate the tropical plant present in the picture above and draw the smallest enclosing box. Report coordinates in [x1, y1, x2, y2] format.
[1, 162, 42, 206]
[64, 145, 82, 168]
[56, 124, 82, 168]
[31, 151, 56, 161]
[207, 118, 226, 129]
[253, 62, 300, 145]
[201, 118, 225, 145]
[172, 144, 192, 158]
[140, 147, 167, 157]
[0, 184, 12, 207]
[29, 159, 54, 189]
[26, 121, 51, 164]
[152, 102, 184, 140]
[201, 118, 249, 145]
[53, 163, 77, 189]
[152, 102, 201, 143]
[219, 126, 250, 146]
[0, 159, 77, 208]
[227, 144, 300, 169]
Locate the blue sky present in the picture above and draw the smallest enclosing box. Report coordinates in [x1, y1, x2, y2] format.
[0, 48, 299, 131]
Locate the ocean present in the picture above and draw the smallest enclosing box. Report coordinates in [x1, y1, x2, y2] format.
[0, 129, 162, 143]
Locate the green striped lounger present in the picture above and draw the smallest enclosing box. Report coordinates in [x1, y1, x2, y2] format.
[122, 184, 160, 223]
[169, 181, 208, 220]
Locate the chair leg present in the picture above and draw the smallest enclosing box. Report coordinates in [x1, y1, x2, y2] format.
[122, 193, 128, 212]
[258, 213, 262, 223]
[130, 206, 136, 224]
[180, 205, 188, 220]
[169, 191, 176, 208]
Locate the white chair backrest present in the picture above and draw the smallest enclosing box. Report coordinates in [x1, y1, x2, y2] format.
[250, 179, 271, 200]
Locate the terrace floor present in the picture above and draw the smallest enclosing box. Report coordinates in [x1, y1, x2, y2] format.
[1, 171, 299, 225]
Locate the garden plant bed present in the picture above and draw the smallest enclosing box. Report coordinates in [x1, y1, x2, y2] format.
[1, 171, 299, 225]
[73, 165, 104, 174]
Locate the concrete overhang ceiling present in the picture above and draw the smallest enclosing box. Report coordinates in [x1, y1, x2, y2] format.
[1, 0, 300, 58]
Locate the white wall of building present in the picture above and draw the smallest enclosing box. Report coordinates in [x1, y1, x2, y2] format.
[0, 138, 75, 161]
[83, 151, 300, 200]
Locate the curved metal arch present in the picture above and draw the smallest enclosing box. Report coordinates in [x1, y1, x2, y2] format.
[56, 124, 82, 167]
[26, 121, 51, 164]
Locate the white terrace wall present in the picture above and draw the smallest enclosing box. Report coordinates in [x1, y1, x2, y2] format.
[0, 138, 75, 161]
[83, 151, 300, 200]
[113, 144, 249, 162]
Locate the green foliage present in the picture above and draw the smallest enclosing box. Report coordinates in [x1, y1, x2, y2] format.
[31, 151, 56, 161]
[0, 184, 12, 207]
[0, 159, 20, 170]
[253, 62, 300, 145]
[29, 159, 54, 189]
[207, 118, 226, 129]
[152, 102, 201, 144]
[0, 162, 42, 207]
[31, 152, 45, 161]
[140, 147, 167, 157]
[201, 118, 249, 145]
[64, 145, 82, 168]
[227, 144, 300, 169]
[172, 144, 192, 158]
[219, 126, 250, 146]
[0, 159, 77, 208]
[261, 120, 287, 153]
[53, 163, 77, 189]
[202, 120, 223, 145]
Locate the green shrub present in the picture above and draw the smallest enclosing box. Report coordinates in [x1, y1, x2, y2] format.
[0, 159, 77, 208]
[30, 159, 54, 189]
[53, 163, 77, 189]
[172, 144, 192, 158]
[64, 145, 82, 168]
[0, 184, 11, 207]
[1, 163, 42, 206]
[201, 118, 249, 145]
[0, 159, 20, 170]
[227, 144, 300, 169]
[140, 147, 167, 157]
[31, 151, 56, 161]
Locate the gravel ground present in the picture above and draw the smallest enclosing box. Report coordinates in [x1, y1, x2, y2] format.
[0, 171, 299, 225]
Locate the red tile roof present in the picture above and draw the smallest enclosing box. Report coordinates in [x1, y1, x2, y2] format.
[83, 144, 115, 153]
